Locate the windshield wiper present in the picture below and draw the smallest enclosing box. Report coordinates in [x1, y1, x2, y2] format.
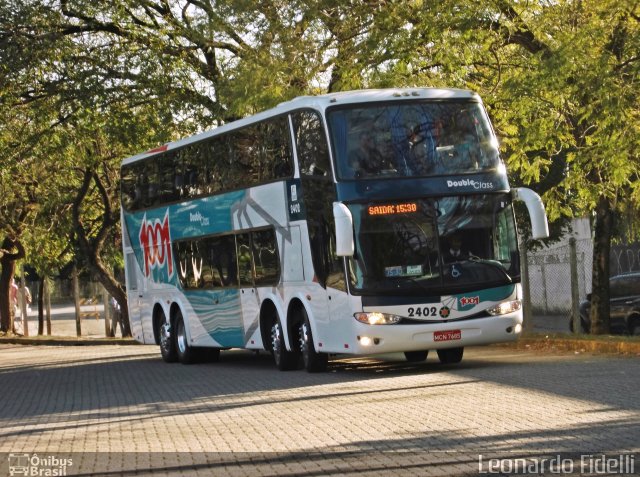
[389, 275, 437, 295]
[464, 256, 513, 282]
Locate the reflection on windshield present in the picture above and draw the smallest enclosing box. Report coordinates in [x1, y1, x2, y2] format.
[348, 194, 519, 294]
[327, 101, 500, 180]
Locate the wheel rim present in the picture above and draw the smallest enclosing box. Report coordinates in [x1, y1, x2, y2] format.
[177, 320, 187, 354]
[299, 322, 310, 366]
[271, 322, 281, 365]
[160, 323, 170, 353]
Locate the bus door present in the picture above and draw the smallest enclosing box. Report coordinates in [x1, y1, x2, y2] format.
[125, 251, 145, 342]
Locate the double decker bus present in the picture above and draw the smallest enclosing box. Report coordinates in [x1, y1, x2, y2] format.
[120, 88, 548, 372]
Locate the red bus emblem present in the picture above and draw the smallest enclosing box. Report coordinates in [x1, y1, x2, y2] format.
[460, 296, 480, 307]
[139, 210, 173, 278]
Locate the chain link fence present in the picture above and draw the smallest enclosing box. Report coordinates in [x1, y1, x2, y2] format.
[526, 238, 593, 316]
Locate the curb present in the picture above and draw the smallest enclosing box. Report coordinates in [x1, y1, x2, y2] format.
[0, 336, 137, 346]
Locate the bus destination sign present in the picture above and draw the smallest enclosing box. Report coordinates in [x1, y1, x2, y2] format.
[368, 202, 418, 216]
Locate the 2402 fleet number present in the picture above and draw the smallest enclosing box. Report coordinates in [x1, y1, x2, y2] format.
[407, 306, 438, 317]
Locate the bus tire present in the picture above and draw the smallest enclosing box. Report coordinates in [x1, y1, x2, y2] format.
[159, 318, 178, 363]
[298, 310, 328, 373]
[271, 319, 298, 371]
[437, 347, 464, 364]
[404, 350, 428, 362]
[175, 311, 197, 364]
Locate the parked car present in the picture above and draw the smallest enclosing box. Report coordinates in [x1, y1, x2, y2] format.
[571, 272, 640, 334]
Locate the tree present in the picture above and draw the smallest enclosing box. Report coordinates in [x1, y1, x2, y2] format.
[3, 0, 638, 337]
[0, 1, 61, 332]
[381, 0, 640, 334]
[66, 107, 179, 336]
[490, 0, 640, 334]
[1, 0, 184, 334]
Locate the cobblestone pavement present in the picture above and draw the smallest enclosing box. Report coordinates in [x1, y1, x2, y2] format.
[0, 344, 638, 476]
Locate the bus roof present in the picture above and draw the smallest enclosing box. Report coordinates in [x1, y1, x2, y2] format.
[121, 87, 479, 165]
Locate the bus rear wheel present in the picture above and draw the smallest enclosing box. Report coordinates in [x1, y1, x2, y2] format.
[298, 312, 328, 373]
[159, 319, 178, 363]
[404, 350, 428, 362]
[271, 320, 298, 371]
[175, 311, 197, 364]
[437, 347, 464, 364]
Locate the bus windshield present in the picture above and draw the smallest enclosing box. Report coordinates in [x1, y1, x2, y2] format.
[348, 194, 519, 295]
[327, 100, 500, 179]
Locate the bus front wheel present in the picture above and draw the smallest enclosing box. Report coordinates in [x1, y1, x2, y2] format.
[271, 320, 298, 371]
[437, 347, 464, 364]
[298, 312, 328, 373]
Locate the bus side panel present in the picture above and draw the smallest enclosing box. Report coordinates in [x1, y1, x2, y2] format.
[281, 225, 305, 282]
[231, 183, 289, 231]
[243, 287, 266, 349]
[324, 289, 362, 353]
[124, 249, 145, 343]
[184, 289, 245, 347]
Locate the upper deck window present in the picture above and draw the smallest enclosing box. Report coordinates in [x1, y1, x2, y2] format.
[121, 115, 293, 211]
[327, 100, 500, 180]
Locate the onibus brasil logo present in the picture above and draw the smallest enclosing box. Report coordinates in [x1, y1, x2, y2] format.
[139, 210, 173, 279]
[8, 453, 73, 476]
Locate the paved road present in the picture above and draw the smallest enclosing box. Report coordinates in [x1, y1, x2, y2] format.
[0, 344, 638, 476]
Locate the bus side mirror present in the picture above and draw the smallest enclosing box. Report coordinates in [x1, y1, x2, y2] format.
[512, 187, 549, 239]
[333, 202, 354, 257]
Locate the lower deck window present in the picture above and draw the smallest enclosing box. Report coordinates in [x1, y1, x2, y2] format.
[174, 228, 280, 289]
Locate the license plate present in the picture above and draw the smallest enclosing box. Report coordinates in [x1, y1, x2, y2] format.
[434, 330, 462, 342]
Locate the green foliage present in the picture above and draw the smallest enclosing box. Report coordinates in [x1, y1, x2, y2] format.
[0, 0, 639, 326]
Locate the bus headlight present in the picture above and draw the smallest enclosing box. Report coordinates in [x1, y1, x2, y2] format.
[487, 300, 522, 316]
[354, 312, 402, 325]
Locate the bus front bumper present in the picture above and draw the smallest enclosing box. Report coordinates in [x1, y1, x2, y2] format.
[347, 313, 523, 355]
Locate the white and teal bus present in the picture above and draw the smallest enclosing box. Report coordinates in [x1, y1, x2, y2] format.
[120, 88, 548, 372]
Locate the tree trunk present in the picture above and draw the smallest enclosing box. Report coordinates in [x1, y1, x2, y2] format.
[0, 237, 24, 334]
[72, 168, 132, 337]
[45, 278, 52, 335]
[0, 258, 15, 334]
[38, 277, 44, 335]
[102, 285, 112, 337]
[73, 265, 82, 337]
[589, 195, 613, 334]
